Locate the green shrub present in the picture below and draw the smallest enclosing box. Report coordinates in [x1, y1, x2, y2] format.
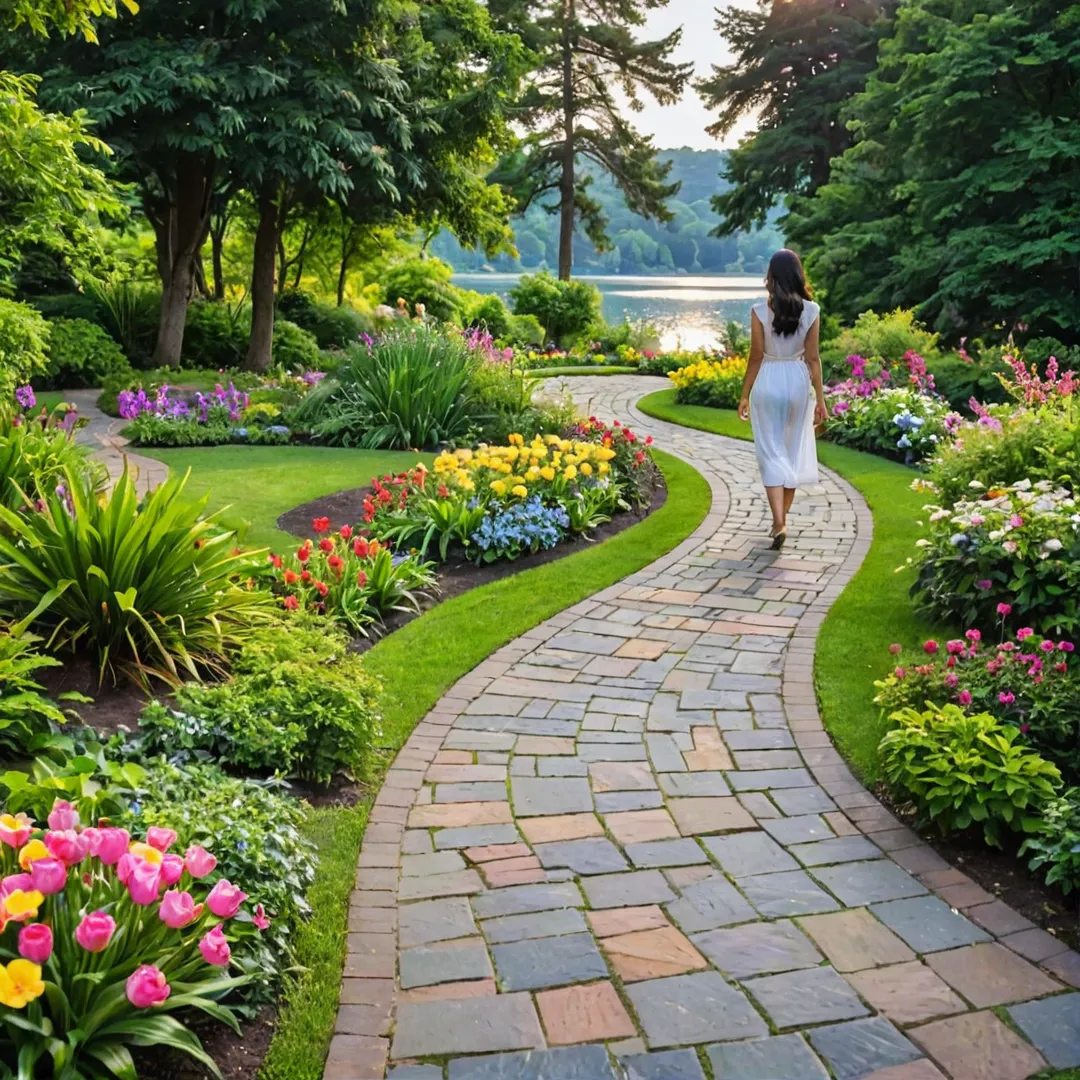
[381, 257, 462, 323]
[0, 403, 96, 509]
[468, 362, 576, 444]
[463, 292, 513, 339]
[926, 352, 1010, 411]
[0, 298, 51, 397]
[823, 308, 940, 377]
[132, 617, 381, 783]
[182, 299, 248, 369]
[295, 324, 477, 449]
[0, 465, 272, 686]
[506, 313, 545, 348]
[41, 316, 130, 389]
[880, 703, 1061, 846]
[273, 317, 321, 370]
[510, 272, 603, 346]
[85, 279, 160, 367]
[29, 291, 103, 325]
[277, 291, 368, 350]
[0, 626, 69, 755]
[1022, 336, 1080, 370]
[126, 413, 234, 447]
[120, 758, 317, 1005]
[1021, 788, 1080, 896]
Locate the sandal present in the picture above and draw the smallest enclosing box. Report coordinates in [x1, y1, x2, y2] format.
[770, 528, 787, 551]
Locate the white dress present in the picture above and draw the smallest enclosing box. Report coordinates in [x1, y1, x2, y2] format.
[749, 299, 820, 488]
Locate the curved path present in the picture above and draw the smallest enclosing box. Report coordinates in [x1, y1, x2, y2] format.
[327, 376, 1078, 1080]
[66, 389, 168, 494]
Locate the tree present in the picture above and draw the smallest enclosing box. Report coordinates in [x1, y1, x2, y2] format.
[490, 0, 692, 280]
[788, 0, 1080, 342]
[2, 0, 136, 42]
[697, 0, 889, 235]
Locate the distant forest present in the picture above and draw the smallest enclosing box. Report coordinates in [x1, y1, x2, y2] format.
[434, 149, 783, 276]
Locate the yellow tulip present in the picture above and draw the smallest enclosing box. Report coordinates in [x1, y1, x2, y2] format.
[580, 462, 593, 476]
[512, 485, 528, 498]
[540, 466, 556, 481]
[491, 480, 507, 496]
[599, 462, 611, 475]
[564, 466, 578, 481]
[17, 840, 48, 871]
[3, 890, 43, 922]
[0, 960, 44, 1009]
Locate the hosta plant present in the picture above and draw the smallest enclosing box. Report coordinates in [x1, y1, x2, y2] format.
[0, 799, 261, 1079]
[0, 466, 272, 686]
[1020, 788, 1080, 896]
[879, 703, 1061, 847]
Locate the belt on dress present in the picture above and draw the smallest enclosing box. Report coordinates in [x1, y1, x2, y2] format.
[761, 353, 805, 363]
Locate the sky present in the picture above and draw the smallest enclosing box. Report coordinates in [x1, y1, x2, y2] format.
[628, 0, 759, 151]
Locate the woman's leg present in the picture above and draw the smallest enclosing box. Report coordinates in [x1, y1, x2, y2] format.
[765, 485, 786, 532]
[783, 488, 796, 519]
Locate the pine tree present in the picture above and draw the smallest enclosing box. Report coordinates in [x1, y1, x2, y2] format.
[491, 0, 692, 279]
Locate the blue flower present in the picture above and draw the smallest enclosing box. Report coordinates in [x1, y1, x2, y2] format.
[897, 434, 912, 449]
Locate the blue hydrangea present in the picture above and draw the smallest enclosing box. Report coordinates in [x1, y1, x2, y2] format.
[471, 496, 570, 560]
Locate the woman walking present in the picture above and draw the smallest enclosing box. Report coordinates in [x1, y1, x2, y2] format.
[737, 249, 828, 550]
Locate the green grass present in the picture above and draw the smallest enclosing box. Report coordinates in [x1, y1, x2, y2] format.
[140, 446, 427, 549]
[638, 389, 952, 784]
[257, 449, 711, 1080]
[36, 390, 76, 411]
[528, 365, 638, 377]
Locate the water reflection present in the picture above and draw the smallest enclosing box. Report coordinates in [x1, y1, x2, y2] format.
[453, 273, 767, 352]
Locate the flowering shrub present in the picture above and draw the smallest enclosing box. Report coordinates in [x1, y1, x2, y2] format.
[875, 628, 1080, 783]
[270, 520, 436, 634]
[119, 382, 249, 422]
[668, 356, 747, 410]
[0, 799, 262, 1076]
[879, 703, 1061, 846]
[911, 479, 1080, 635]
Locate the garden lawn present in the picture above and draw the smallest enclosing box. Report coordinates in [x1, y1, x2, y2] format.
[529, 365, 638, 377]
[140, 446, 427, 549]
[638, 389, 954, 784]
[258, 449, 711, 1080]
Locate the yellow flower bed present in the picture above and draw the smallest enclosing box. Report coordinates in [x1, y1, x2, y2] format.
[668, 355, 747, 409]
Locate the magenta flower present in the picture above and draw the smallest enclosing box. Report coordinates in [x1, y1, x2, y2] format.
[975, 579, 992, 590]
[999, 691, 1015, 705]
[1017, 627, 1034, 640]
[127, 965, 171, 1008]
[965, 629, 982, 644]
[199, 925, 231, 967]
[957, 689, 972, 706]
[47, 799, 79, 832]
[1059, 641, 1075, 653]
[1009, 514, 1024, 528]
[997, 603, 1013, 617]
[944, 673, 958, 688]
[14, 385, 35, 410]
[888, 643, 902, 655]
[75, 911, 115, 953]
[206, 879, 247, 919]
[18, 924, 53, 965]
[923, 640, 939, 655]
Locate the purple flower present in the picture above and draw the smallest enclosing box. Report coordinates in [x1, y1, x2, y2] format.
[14, 386, 35, 409]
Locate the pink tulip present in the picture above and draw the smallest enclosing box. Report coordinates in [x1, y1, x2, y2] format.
[206, 880, 246, 919]
[184, 845, 216, 879]
[999, 691, 1016, 705]
[127, 860, 163, 906]
[146, 827, 178, 853]
[126, 965, 171, 1008]
[159, 889, 202, 930]
[44, 830, 89, 867]
[75, 911, 115, 953]
[958, 689, 972, 706]
[943, 673, 958, 688]
[1039, 640, 1055, 653]
[966, 629, 982, 644]
[18, 923, 53, 964]
[160, 854, 185, 887]
[888, 643, 902, 655]
[29, 857, 67, 896]
[93, 828, 130, 866]
[1017, 627, 1034, 640]
[0, 873, 32, 896]
[47, 800, 79, 832]
[997, 603, 1012, 617]
[199, 925, 231, 967]
[253, 904, 271, 932]
[894, 667, 906, 679]
[1060, 641, 1075, 653]
[0, 813, 33, 849]
[923, 640, 939, 655]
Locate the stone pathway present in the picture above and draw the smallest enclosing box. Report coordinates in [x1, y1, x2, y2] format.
[326, 376, 1080, 1080]
[67, 389, 168, 495]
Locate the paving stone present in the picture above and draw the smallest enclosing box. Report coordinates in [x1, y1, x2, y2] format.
[387, 1067, 442, 1080]
[739, 869, 840, 917]
[605, 808, 680, 844]
[515, 735, 576, 755]
[577, 742, 648, 762]
[480, 907, 588, 944]
[588, 904, 669, 938]
[1008, 992, 1080, 1069]
[811, 861, 927, 906]
[965, 900, 1034, 937]
[869, 896, 991, 953]
[518, 813, 603, 844]
[491, 932, 608, 991]
[627, 971, 768, 1047]
[447, 1045, 618, 1079]
[583, 870, 677, 909]
[702, 832, 798, 877]
[537, 757, 588, 777]
[925, 941, 1062, 1006]
[790, 835, 881, 866]
[602, 925, 707, 982]
[625, 839, 708, 868]
[435, 825, 521, 850]
[797, 908, 915, 972]
[761, 814, 833, 846]
[511, 777, 593, 816]
[707, 1033, 830, 1080]
[436, 782, 509, 803]
[770, 786, 838, 815]
[665, 875, 757, 932]
[590, 760, 657, 791]
[595, 791, 666, 812]
[692, 919, 823, 979]
[409, 802, 512, 829]
[909, 1010, 1046, 1080]
[845, 961, 969, 1025]
[401, 851, 466, 877]
[472, 881, 583, 919]
[726, 768, 814, 791]
[724, 729, 795, 750]
[1001, 927, 1071, 963]
[398, 979, 496, 1004]
[737, 791, 782, 819]
[862, 1064, 947, 1080]
[399, 937, 493, 989]
[399, 897, 477, 948]
[658, 772, 731, 798]
[399, 869, 484, 901]
[466, 843, 531, 863]
[619, 1049, 706, 1080]
[668, 797, 757, 836]
[535, 981, 636, 1045]
[391, 993, 543, 1058]
[744, 965, 871, 1027]
[1045, 948, 1080, 987]
[732, 749, 803, 770]
[534, 837, 629, 875]
[809, 1018, 923, 1080]
[324, 1034, 387, 1079]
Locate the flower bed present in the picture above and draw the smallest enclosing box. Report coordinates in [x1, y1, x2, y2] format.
[667, 356, 747, 409]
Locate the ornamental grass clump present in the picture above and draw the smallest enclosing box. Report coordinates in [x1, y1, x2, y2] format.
[0, 799, 263, 1078]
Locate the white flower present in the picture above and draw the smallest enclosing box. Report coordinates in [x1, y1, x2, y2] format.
[968, 480, 985, 489]
[915, 539, 932, 548]
[1013, 479, 1032, 491]
[988, 529, 1004, 541]
[1034, 480, 1053, 492]
[1044, 538, 1063, 552]
[929, 510, 951, 522]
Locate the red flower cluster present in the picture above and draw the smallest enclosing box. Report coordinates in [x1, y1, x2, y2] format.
[573, 417, 654, 471]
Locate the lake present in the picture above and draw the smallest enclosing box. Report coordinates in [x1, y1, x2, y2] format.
[453, 273, 767, 352]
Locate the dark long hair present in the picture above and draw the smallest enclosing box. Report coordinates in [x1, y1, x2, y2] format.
[766, 249, 811, 337]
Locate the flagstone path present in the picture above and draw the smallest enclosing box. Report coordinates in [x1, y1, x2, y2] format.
[325, 375, 1080, 1080]
[68, 388, 167, 495]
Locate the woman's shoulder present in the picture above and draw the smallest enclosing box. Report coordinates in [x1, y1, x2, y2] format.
[804, 299, 821, 321]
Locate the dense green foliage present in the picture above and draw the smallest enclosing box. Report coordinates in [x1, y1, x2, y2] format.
[1022, 789, 1080, 896]
[509, 272, 602, 345]
[0, 299, 51, 395]
[40, 315, 128, 388]
[0, 626, 67, 755]
[0, 400, 93, 509]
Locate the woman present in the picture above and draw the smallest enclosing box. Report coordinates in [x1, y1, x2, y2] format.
[737, 249, 828, 550]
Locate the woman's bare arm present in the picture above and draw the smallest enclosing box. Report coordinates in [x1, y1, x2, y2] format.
[804, 316, 828, 426]
[738, 310, 765, 422]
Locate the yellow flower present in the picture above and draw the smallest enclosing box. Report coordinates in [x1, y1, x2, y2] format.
[598, 462, 611, 475]
[460, 478, 475, 492]
[526, 466, 540, 479]
[129, 842, 163, 866]
[564, 465, 578, 481]
[490, 480, 507, 496]
[540, 466, 556, 481]
[544, 434, 561, 445]
[3, 890, 43, 922]
[508, 433, 524, 446]
[17, 840, 48, 871]
[512, 485, 528, 498]
[558, 440, 571, 453]
[0, 960, 45, 1009]
[580, 462, 593, 476]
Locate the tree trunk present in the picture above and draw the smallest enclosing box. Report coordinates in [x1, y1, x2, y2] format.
[152, 155, 215, 369]
[211, 224, 226, 301]
[557, 0, 576, 282]
[246, 189, 279, 372]
[337, 225, 359, 307]
[192, 252, 210, 300]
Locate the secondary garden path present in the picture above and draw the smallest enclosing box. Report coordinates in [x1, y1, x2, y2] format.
[68, 389, 167, 495]
[330, 375, 1079, 1080]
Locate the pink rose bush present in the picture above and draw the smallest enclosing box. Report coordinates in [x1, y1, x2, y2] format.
[0, 801, 268, 1077]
